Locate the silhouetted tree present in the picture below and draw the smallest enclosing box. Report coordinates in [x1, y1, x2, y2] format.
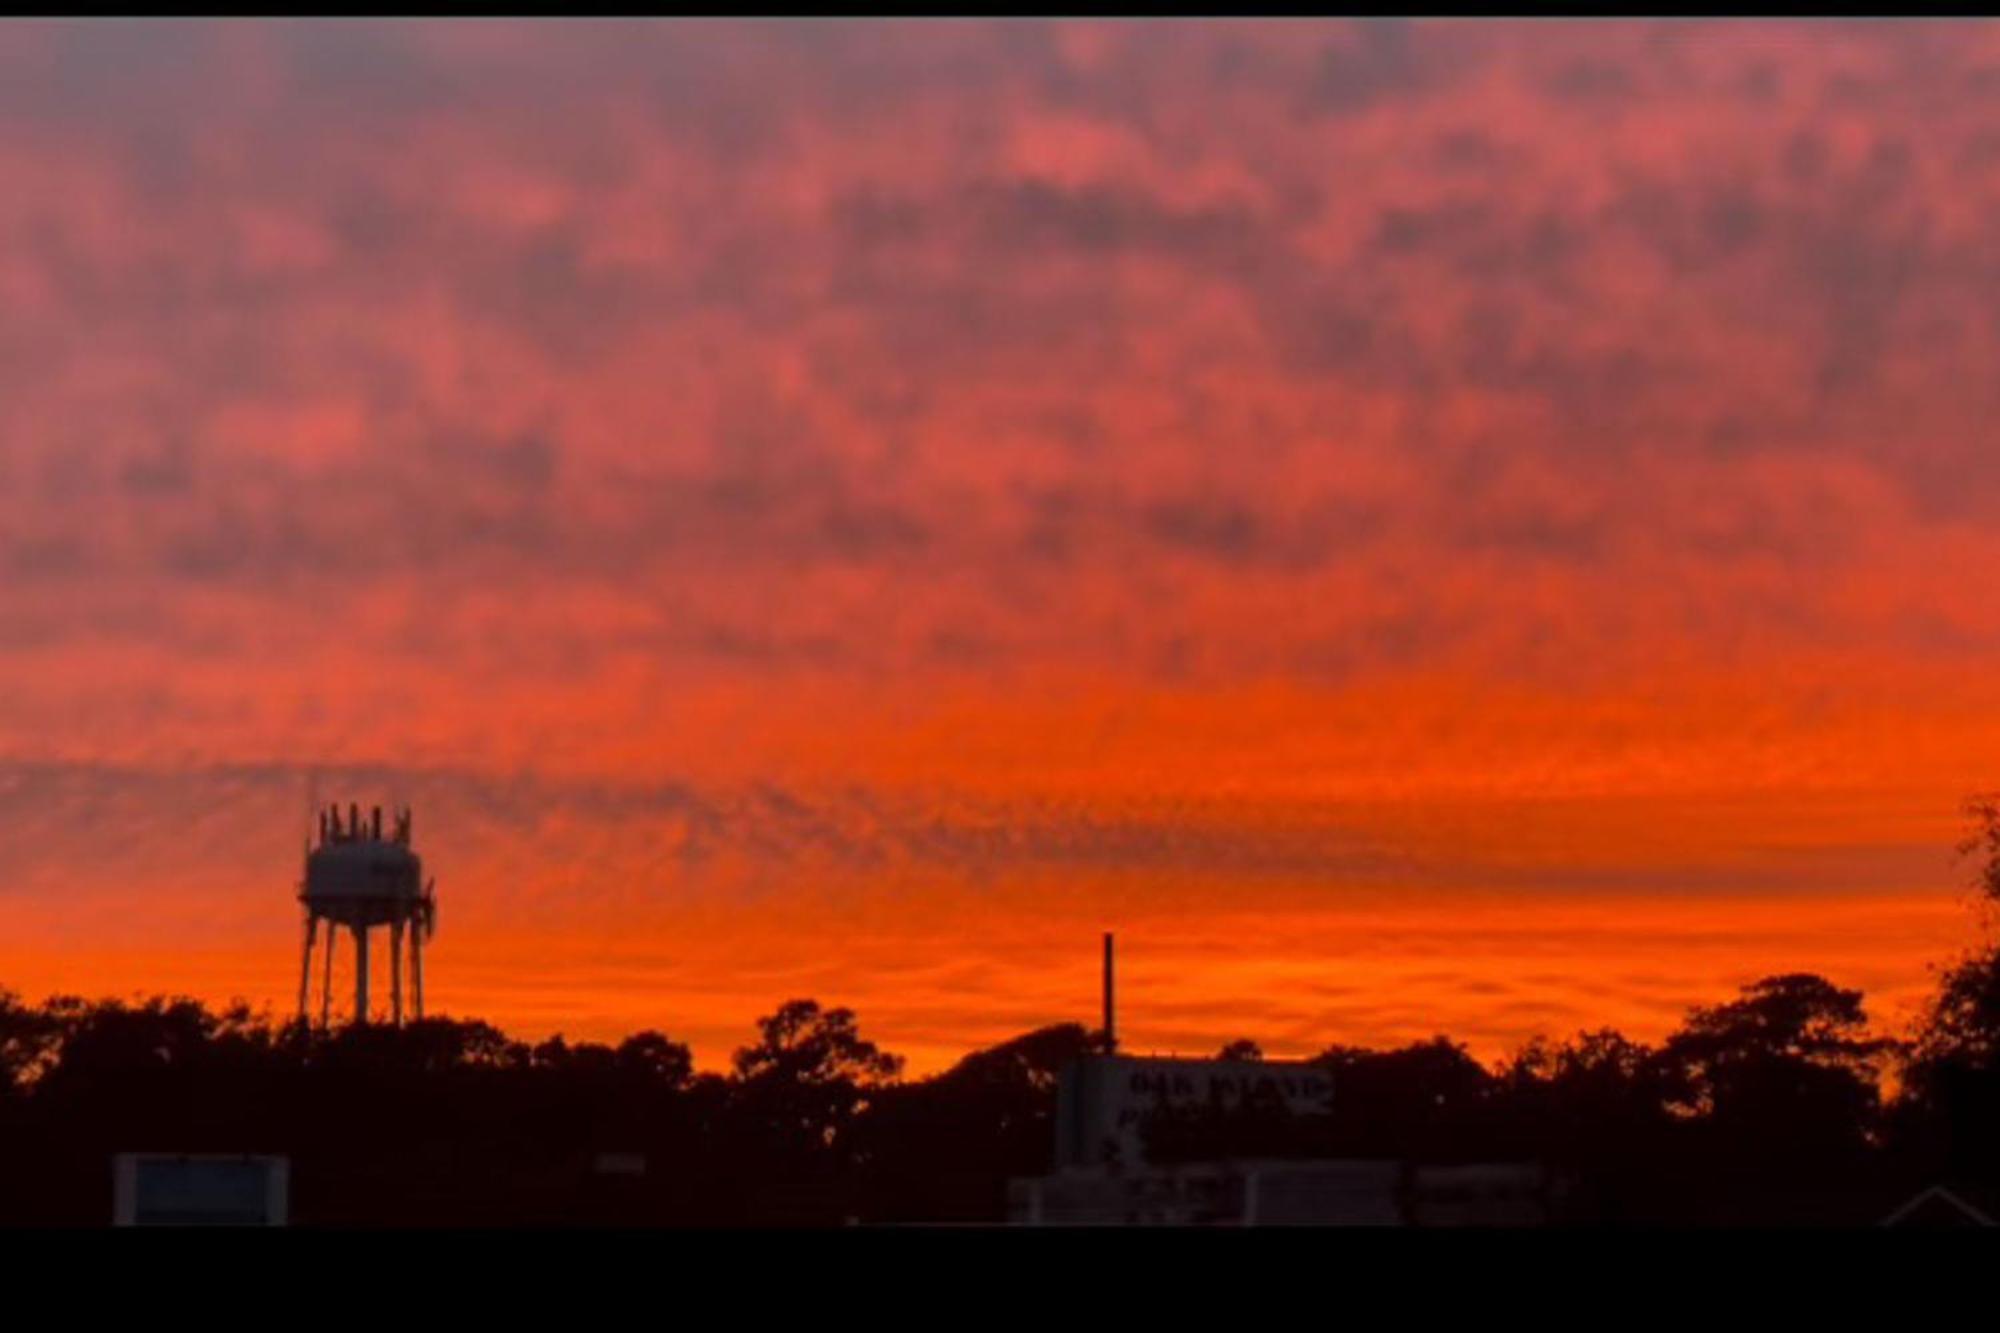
[855, 1022, 1102, 1222]
[1311, 1037, 1500, 1160]
[940, 1022, 1105, 1092]
[1644, 972, 1893, 1217]
[1908, 795, 2000, 1078]
[1910, 949, 2000, 1078]
[1957, 791, 2000, 907]
[0, 957, 1964, 1227]
[1500, 1028, 1671, 1134]
[616, 1031, 695, 1089]
[1496, 1028, 1686, 1221]
[1882, 796, 2000, 1188]
[725, 999, 902, 1221]
[733, 999, 902, 1089]
[1216, 1038, 1264, 1061]
[0, 988, 60, 1096]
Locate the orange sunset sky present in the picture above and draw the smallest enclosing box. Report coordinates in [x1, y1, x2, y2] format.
[2, 18, 1999, 1073]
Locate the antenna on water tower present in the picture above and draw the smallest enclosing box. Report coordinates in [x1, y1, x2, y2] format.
[301, 769, 319, 863]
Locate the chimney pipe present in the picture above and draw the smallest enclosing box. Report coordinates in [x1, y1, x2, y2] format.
[1103, 931, 1117, 1054]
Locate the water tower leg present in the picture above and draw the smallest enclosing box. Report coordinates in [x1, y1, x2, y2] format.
[354, 924, 370, 1025]
[320, 924, 337, 1031]
[390, 919, 404, 1026]
[297, 915, 317, 1023]
[410, 925, 424, 1020]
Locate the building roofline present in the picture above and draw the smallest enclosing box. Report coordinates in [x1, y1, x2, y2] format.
[1880, 1185, 1998, 1227]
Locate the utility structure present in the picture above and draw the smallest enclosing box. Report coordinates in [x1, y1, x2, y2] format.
[297, 803, 435, 1028]
[1103, 931, 1117, 1054]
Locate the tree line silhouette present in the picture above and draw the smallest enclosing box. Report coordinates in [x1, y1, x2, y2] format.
[5, 801, 2000, 1226]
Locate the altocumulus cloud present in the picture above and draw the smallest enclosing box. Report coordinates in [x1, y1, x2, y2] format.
[0, 21, 1997, 1060]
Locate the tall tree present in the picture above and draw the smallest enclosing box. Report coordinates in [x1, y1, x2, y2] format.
[855, 1022, 1100, 1222]
[729, 998, 903, 1209]
[1890, 795, 2000, 1184]
[1652, 974, 1892, 1165]
[732, 999, 902, 1090]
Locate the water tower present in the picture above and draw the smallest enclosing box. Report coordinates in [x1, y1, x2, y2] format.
[296, 802, 436, 1027]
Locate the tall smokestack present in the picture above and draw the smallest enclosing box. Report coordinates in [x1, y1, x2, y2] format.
[1103, 931, 1117, 1054]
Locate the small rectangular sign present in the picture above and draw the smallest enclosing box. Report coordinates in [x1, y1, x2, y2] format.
[113, 1154, 289, 1227]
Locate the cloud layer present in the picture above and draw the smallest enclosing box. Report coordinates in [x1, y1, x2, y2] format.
[1, 21, 1996, 1066]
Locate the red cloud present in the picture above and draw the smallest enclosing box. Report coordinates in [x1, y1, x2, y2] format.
[0, 21, 1996, 1065]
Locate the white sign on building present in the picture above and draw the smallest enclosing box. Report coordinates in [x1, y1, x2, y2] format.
[1055, 1056, 1334, 1169]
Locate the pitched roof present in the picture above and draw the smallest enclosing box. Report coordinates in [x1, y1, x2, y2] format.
[1880, 1184, 1998, 1228]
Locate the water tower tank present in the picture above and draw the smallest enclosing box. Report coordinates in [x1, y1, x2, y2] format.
[296, 803, 435, 1027]
[304, 833, 424, 927]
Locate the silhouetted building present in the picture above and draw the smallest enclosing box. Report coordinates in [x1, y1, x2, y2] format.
[1015, 1055, 1551, 1226]
[1010, 1159, 1400, 1226]
[1008, 1157, 1552, 1226]
[1406, 1163, 1550, 1226]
